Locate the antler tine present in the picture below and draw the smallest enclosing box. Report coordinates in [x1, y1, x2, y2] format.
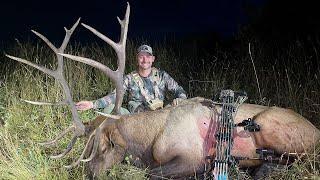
[31, 30, 58, 53]
[5, 54, 55, 77]
[81, 118, 117, 163]
[60, 18, 81, 51]
[50, 135, 78, 159]
[58, 53, 116, 81]
[64, 129, 96, 168]
[65, 118, 118, 168]
[80, 127, 101, 162]
[81, 23, 118, 50]
[38, 126, 75, 146]
[22, 99, 68, 106]
[118, 2, 130, 45]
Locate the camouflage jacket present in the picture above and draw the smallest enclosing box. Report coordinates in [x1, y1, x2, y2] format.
[93, 68, 187, 113]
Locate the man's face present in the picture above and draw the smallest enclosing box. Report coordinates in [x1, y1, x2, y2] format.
[137, 52, 155, 70]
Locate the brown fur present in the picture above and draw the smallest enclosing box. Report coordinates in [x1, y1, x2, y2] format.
[85, 97, 320, 178]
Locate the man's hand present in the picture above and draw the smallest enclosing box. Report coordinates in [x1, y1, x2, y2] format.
[76, 101, 94, 111]
[172, 98, 184, 106]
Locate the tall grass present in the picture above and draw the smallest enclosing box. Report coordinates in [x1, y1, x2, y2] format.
[0, 37, 319, 179]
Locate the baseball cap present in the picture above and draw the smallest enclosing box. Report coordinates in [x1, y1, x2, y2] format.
[137, 45, 153, 55]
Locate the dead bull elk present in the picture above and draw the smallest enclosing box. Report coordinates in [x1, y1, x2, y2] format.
[85, 97, 320, 178]
[6, 2, 320, 179]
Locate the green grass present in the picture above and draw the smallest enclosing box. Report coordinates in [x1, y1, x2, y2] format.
[0, 38, 319, 179]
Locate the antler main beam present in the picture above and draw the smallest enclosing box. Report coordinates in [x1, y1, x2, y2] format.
[60, 2, 130, 115]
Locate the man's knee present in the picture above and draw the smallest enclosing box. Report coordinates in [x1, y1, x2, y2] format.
[133, 104, 149, 113]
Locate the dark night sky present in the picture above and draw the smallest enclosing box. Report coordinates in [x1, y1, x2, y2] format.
[1, 0, 319, 46]
[0, 0, 268, 44]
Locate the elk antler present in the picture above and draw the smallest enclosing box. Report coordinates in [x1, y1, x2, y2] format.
[5, 18, 85, 157]
[58, 3, 131, 168]
[60, 2, 130, 115]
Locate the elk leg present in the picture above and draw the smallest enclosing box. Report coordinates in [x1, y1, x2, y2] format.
[151, 110, 205, 178]
[152, 138, 203, 178]
[149, 157, 200, 179]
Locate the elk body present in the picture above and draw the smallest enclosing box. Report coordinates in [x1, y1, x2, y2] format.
[84, 97, 320, 178]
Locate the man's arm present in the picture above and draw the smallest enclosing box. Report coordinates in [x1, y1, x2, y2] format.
[92, 75, 130, 109]
[92, 90, 116, 109]
[163, 71, 187, 99]
[76, 75, 129, 111]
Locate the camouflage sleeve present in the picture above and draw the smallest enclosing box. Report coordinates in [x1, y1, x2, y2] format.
[92, 75, 130, 109]
[162, 71, 187, 99]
